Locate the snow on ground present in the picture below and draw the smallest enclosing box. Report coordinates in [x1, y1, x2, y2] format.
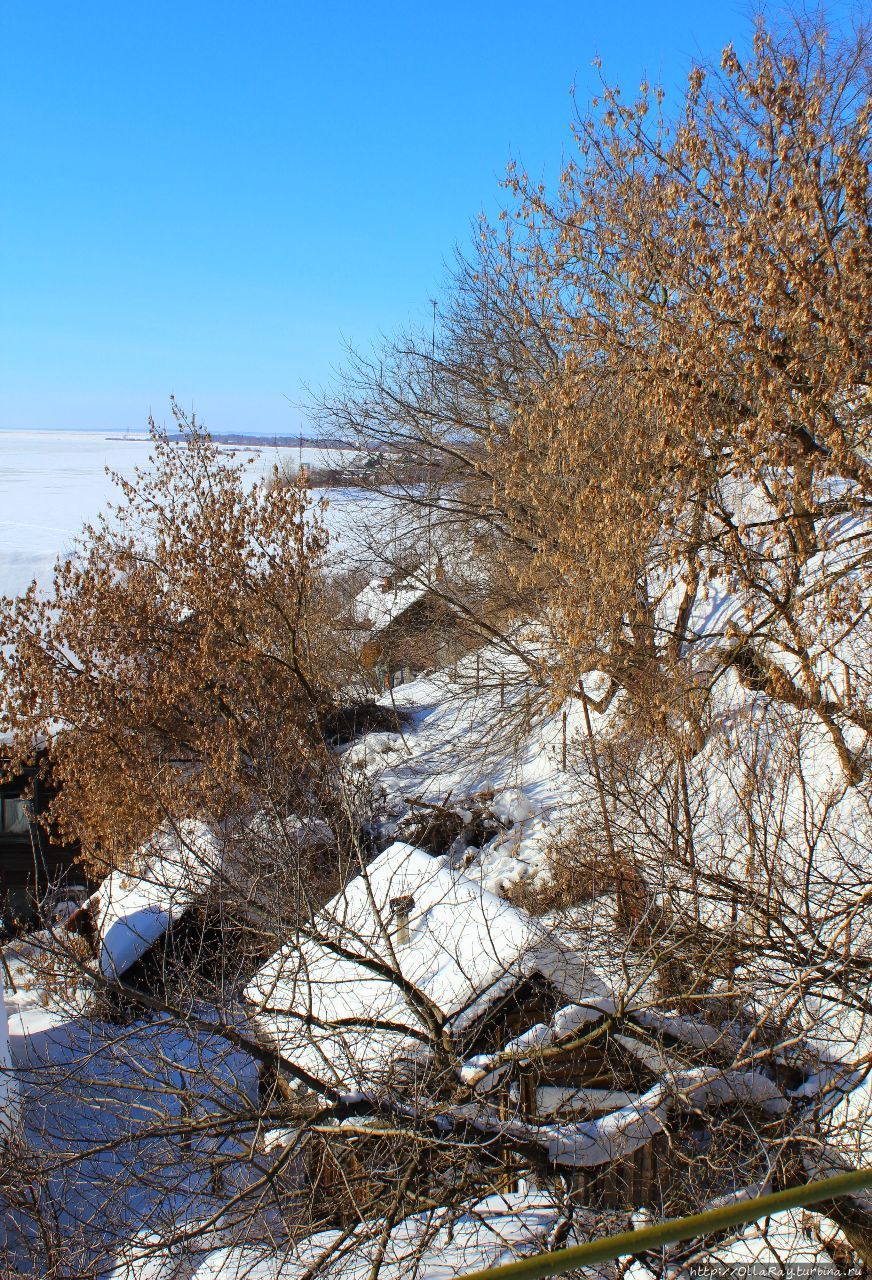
[1, 933, 260, 1275]
[109, 1195, 847, 1279]
[675, 1207, 848, 1273]
[345, 645, 584, 899]
[111, 1191, 612, 1280]
[0, 558, 867, 1270]
[343, 640, 872, 1153]
[0, 973, 19, 1136]
[348, 635, 870, 946]
[0, 429, 371, 598]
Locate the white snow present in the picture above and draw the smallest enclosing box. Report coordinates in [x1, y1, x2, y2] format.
[682, 1207, 846, 1270]
[1, 456, 867, 1271]
[94, 821, 225, 979]
[2, 929, 260, 1276]
[0, 429, 370, 599]
[354, 575, 430, 633]
[341, 646, 586, 897]
[459, 997, 617, 1087]
[0, 974, 20, 1136]
[450, 1065, 790, 1170]
[520, 1084, 640, 1117]
[111, 1191, 610, 1280]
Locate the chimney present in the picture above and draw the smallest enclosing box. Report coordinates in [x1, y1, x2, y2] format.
[390, 894, 415, 946]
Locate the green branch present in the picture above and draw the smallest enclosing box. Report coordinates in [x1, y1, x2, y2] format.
[459, 1169, 872, 1280]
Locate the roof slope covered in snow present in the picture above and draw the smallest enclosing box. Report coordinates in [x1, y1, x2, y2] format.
[246, 841, 610, 1089]
[354, 575, 431, 633]
[94, 821, 225, 980]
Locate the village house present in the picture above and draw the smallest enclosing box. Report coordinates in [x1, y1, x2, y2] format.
[354, 569, 477, 689]
[246, 841, 617, 1089]
[243, 843, 787, 1221]
[0, 750, 89, 935]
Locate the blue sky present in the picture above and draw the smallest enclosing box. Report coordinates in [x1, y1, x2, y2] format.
[1, 1, 760, 435]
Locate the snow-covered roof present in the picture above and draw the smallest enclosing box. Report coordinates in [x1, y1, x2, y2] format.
[354, 575, 431, 634]
[94, 821, 225, 980]
[246, 841, 610, 1090]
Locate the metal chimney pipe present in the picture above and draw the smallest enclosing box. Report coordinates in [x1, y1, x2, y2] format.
[390, 894, 415, 946]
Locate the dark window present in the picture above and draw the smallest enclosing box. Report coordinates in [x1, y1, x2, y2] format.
[1, 797, 31, 834]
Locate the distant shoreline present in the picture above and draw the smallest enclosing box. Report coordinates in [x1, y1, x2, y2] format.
[0, 428, 353, 450]
[107, 432, 354, 449]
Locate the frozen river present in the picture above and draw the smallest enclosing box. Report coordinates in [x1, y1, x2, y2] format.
[0, 430, 369, 598]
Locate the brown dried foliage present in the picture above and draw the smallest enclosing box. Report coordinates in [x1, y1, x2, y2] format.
[489, 18, 870, 769]
[0, 404, 351, 870]
[319, 16, 870, 775]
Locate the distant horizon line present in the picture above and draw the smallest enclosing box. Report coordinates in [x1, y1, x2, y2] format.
[0, 426, 353, 448]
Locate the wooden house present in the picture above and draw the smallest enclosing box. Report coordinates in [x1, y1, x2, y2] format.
[0, 752, 89, 935]
[245, 842, 693, 1220]
[355, 572, 477, 688]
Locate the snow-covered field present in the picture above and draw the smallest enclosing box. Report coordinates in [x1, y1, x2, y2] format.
[0, 430, 366, 599]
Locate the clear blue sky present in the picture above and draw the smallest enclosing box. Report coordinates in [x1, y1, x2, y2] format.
[1, 2, 769, 434]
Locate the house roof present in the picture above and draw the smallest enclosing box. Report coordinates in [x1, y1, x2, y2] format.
[353, 575, 432, 634]
[93, 822, 224, 980]
[245, 841, 611, 1091]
